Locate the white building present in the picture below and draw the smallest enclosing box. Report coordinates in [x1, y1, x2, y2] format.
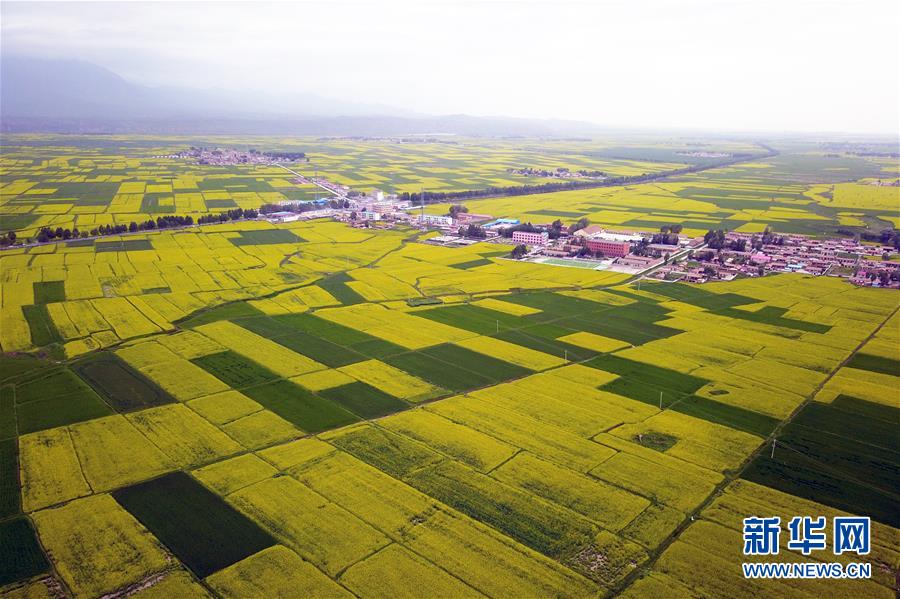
[418, 214, 454, 227]
[512, 230, 549, 246]
[263, 211, 301, 223]
[358, 211, 382, 221]
[590, 231, 644, 243]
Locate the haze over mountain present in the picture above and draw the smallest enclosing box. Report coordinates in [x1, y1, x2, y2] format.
[0, 56, 608, 137]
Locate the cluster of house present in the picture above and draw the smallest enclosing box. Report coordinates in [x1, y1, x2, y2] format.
[255, 182, 899, 289]
[650, 231, 899, 287]
[167, 147, 303, 166]
[506, 167, 606, 180]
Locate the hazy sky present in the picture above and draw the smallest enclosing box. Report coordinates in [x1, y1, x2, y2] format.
[3, 0, 899, 134]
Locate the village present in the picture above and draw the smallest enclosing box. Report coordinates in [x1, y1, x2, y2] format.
[259, 174, 900, 289]
[160, 147, 308, 165]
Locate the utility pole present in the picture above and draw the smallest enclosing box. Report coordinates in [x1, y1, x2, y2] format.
[771, 439, 776, 459]
[496, 320, 499, 333]
[565, 349, 568, 363]
[659, 391, 663, 409]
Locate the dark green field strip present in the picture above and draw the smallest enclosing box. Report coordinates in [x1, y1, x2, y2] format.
[179, 302, 267, 328]
[493, 329, 597, 363]
[113, 471, 276, 578]
[348, 338, 408, 359]
[588, 354, 778, 437]
[13, 368, 93, 404]
[0, 517, 49, 585]
[792, 401, 897, 451]
[32, 281, 66, 304]
[844, 353, 900, 377]
[742, 396, 900, 528]
[830, 394, 900, 425]
[477, 248, 515, 258]
[229, 229, 305, 246]
[0, 213, 39, 233]
[251, 313, 407, 359]
[421, 344, 533, 383]
[384, 351, 492, 392]
[15, 391, 113, 435]
[12, 367, 113, 435]
[0, 438, 20, 518]
[514, 322, 574, 339]
[671, 396, 779, 438]
[1, 391, 16, 440]
[639, 282, 756, 311]
[499, 291, 612, 318]
[21, 304, 61, 347]
[588, 354, 707, 396]
[0, 356, 49, 385]
[641, 282, 831, 332]
[405, 460, 597, 561]
[269, 330, 368, 368]
[559, 314, 682, 347]
[205, 199, 239, 208]
[72, 353, 176, 412]
[192, 351, 279, 389]
[94, 239, 154, 252]
[717, 306, 831, 334]
[449, 258, 493, 270]
[328, 425, 443, 478]
[600, 378, 682, 408]
[237, 319, 366, 368]
[242, 380, 359, 433]
[259, 312, 372, 344]
[318, 273, 366, 305]
[415, 304, 524, 335]
[742, 454, 900, 529]
[318, 382, 409, 419]
[775, 423, 900, 488]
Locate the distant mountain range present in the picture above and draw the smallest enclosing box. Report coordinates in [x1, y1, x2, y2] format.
[0, 56, 606, 136]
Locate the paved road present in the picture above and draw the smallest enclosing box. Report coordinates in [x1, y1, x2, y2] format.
[271, 162, 347, 200]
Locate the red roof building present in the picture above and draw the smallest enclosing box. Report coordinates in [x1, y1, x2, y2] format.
[585, 239, 630, 257]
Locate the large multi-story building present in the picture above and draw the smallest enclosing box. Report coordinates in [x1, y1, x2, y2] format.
[417, 214, 454, 227]
[585, 239, 630, 257]
[512, 230, 549, 246]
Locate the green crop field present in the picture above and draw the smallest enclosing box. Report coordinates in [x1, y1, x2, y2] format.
[1, 134, 898, 599]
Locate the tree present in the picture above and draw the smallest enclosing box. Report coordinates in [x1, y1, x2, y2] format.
[663, 252, 670, 265]
[548, 219, 564, 239]
[570, 217, 590, 233]
[448, 204, 468, 218]
[510, 244, 527, 259]
[464, 224, 486, 239]
[350, 211, 357, 221]
[704, 229, 727, 249]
